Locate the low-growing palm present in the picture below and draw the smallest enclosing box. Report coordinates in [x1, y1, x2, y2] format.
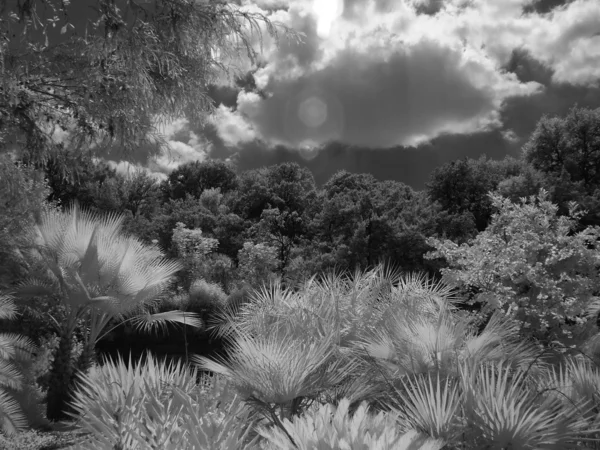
[0, 294, 36, 436]
[16, 205, 201, 421]
[70, 353, 258, 450]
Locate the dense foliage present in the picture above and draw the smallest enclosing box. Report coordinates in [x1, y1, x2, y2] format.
[2, 5, 600, 443]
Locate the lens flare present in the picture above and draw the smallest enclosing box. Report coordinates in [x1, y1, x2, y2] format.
[298, 96, 328, 128]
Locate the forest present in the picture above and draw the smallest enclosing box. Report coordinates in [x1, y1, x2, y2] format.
[2, 0, 600, 449]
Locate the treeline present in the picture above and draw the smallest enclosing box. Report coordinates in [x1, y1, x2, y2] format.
[2, 105, 600, 296]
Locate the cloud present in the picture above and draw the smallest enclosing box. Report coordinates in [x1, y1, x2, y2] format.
[224, 0, 549, 149]
[146, 118, 212, 175]
[210, 104, 258, 147]
[128, 0, 600, 188]
[106, 160, 167, 182]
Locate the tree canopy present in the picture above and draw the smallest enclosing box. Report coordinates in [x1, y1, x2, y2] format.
[0, 0, 297, 165]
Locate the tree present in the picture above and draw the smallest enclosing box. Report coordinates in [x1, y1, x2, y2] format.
[162, 160, 238, 200]
[1, 0, 297, 164]
[0, 154, 52, 289]
[426, 156, 523, 232]
[171, 221, 219, 288]
[119, 168, 162, 217]
[16, 205, 201, 420]
[237, 241, 278, 288]
[312, 172, 440, 273]
[523, 105, 600, 226]
[524, 106, 600, 192]
[231, 163, 317, 275]
[426, 190, 600, 347]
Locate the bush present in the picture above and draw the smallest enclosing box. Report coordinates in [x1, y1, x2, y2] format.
[188, 279, 228, 312]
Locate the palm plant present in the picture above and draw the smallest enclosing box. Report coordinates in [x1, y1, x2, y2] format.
[16, 205, 202, 421]
[70, 353, 259, 450]
[257, 398, 445, 450]
[0, 294, 36, 436]
[460, 361, 593, 449]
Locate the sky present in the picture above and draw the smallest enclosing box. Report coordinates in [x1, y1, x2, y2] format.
[110, 0, 600, 189]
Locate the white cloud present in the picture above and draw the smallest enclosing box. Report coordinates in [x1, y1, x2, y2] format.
[210, 104, 258, 146]
[225, 0, 545, 149]
[107, 160, 167, 182]
[148, 118, 211, 175]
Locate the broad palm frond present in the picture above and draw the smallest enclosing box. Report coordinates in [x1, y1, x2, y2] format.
[128, 310, 203, 335]
[23, 205, 187, 334]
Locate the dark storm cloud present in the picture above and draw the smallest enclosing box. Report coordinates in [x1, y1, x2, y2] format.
[523, 0, 575, 15]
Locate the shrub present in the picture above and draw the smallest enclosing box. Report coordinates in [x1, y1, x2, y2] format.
[426, 189, 600, 346]
[188, 279, 228, 312]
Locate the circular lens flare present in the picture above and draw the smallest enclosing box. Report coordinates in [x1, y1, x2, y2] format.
[298, 96, 328, 128]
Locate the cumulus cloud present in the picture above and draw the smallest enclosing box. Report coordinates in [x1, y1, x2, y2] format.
[106, 160, 167, 182]
[125, 0, 600, 185]
[146, 118, 212, 176]
[217, 0, 556, 150]
[210, 104, 258, 146]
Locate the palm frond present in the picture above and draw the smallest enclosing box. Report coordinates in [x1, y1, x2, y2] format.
[0, 334, 36, 362]
[0, 388, 27, 436]
[393, 373, 463, 442]
[0, 360, 23, 391]
[193, 329, 354, 408]
[129, 310, 203, 335]
[461, 361, 592, 449]
[0, 295, 17, 321]
[258, 398, 446, 450]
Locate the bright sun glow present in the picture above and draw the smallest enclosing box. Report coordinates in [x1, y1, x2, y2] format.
[313, 0, 344, 38]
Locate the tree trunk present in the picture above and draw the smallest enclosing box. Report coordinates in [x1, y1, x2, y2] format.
[76, 341, 97, 374]
[46, 330, 75, 421]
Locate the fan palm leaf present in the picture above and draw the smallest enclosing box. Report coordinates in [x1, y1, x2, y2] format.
[194, 328, 357, 419]
[393, 373, 463, 442]
[461, 361, 592, 449]
[16, 204, 199, 420]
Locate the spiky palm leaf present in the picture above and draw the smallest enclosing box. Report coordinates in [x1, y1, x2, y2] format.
[69, 352, 198, 449]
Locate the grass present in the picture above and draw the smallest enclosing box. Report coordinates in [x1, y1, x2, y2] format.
[0, 423, 87, 450]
